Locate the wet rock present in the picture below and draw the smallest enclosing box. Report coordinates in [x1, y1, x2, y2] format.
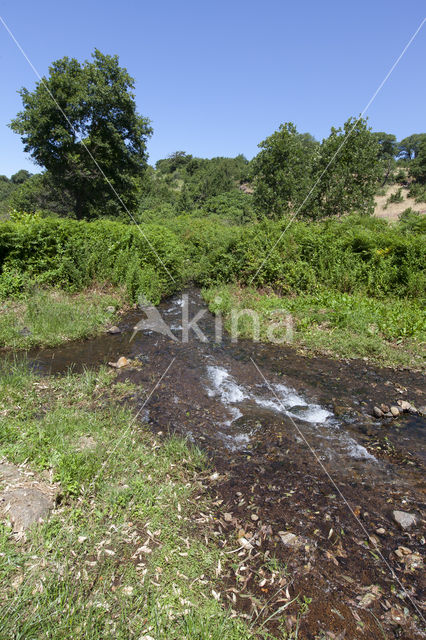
[373, 406, 383, 418]
[390, 406, 400, 417]
[392, 510, 417, 530]
[397, 400, 412, 412]
[107, 326, 121, 335]
[108, 356, 129, 368]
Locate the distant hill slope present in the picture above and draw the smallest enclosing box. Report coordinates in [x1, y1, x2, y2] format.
[374, 184, 426, 221]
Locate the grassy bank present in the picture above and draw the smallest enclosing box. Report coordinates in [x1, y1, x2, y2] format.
[203, 284, 425, 369]
[0, 363, 254, 639]
[0, 287, 126, 349]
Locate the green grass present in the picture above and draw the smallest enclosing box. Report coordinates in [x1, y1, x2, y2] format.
[0, 362, 255, 639]
[203, 284, 425, 369]
[0, 287, 126, 349]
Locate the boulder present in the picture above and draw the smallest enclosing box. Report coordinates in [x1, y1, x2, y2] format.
[0, 463, 58, 538]
[1, 488, 55, 533]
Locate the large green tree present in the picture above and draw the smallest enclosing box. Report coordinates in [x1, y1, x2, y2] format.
[398, 134, 426, 161]
[310, 117, 381, 218]
[10, 50, 152, 219]
[251, 123, 318, 218]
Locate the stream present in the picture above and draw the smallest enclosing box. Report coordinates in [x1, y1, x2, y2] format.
[20, 289, 425, 638]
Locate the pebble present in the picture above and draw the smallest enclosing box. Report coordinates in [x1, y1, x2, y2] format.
[373, 406, 383, 418]
[397, 400, 412, 412]
[251, 513, 259, 521]
[376, 527, 386, 536]
[108, 356, 130, 368]
[107, 326, 121, 334]
[106, 306, 115, 313]
[390, 406, 400, 417]
[380, 403, 390, 413]
[392, 510, 417, 531]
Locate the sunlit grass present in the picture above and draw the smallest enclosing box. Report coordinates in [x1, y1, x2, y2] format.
[0, 287, 125, 349]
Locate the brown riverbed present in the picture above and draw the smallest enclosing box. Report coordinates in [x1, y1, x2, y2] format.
[22, 289, 425, 639]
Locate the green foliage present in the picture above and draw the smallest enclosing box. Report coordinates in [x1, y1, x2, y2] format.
[8, 172, 74, 217]
[409, 138, 426, 184]
[310, 117, 381, 218]
[0, 218, 185, 302]
[397, 209, 426, 235]
[385, 187, 404, 206]
[398, 133, 426, 161]
[408, 182, 426, 203]
[10, 49, 152, 219]
[372, 131, 397, 185]
[251, 118, 380, 219]
[200, 191, 256, 223]
[251, 122, 318, 218]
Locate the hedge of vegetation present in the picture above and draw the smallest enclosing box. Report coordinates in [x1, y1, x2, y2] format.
[0, 213, 424, 303]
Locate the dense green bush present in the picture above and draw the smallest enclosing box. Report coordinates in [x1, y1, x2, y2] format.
[0, 218, 186, 303]
[0, 214, 423, 303]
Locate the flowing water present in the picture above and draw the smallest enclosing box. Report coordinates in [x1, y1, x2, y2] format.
[15, 288, 426, 638]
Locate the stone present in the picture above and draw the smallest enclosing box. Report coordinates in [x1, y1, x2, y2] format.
[373, 406, 383, 418]
[380, 404, 390, 413]
[278, 531, 303, 548]
[392, 510, 417, 531]
[108, 356, 129, 369]
[224, 513, 233, 522]
[251, 513, 259, 521]
[397, 400, 412, 412]
[418, 405, 426, 416]
[1, 487, 55, 533]
[107, 326, 121, 335]
[390, 406, 400, 417]
[376, 527, 386, 536]
[0, 463, 59, 538]
[106, 306, 115, 313]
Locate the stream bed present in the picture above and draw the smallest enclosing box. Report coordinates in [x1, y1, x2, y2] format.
[20, 289, 425, 638]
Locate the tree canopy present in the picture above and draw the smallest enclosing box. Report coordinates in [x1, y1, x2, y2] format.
[10, 49, 152, 219]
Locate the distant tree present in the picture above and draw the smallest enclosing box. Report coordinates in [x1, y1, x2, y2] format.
[251, 123, 318, 218]
[10, 169, 32, 184]
[398, 134, 426, 161]
[9, 172, 74, 216]
[310, 117, 381, 218]
[409, 138, 426, 184]
[10, 49, 152, 219]
[372, 132, 397, 185]
[156, 151, 193, 174]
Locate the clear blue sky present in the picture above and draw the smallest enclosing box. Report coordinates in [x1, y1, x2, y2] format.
[0, 0, 425, 177]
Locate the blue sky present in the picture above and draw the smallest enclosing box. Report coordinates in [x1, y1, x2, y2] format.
[0, 0, 425, 177]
